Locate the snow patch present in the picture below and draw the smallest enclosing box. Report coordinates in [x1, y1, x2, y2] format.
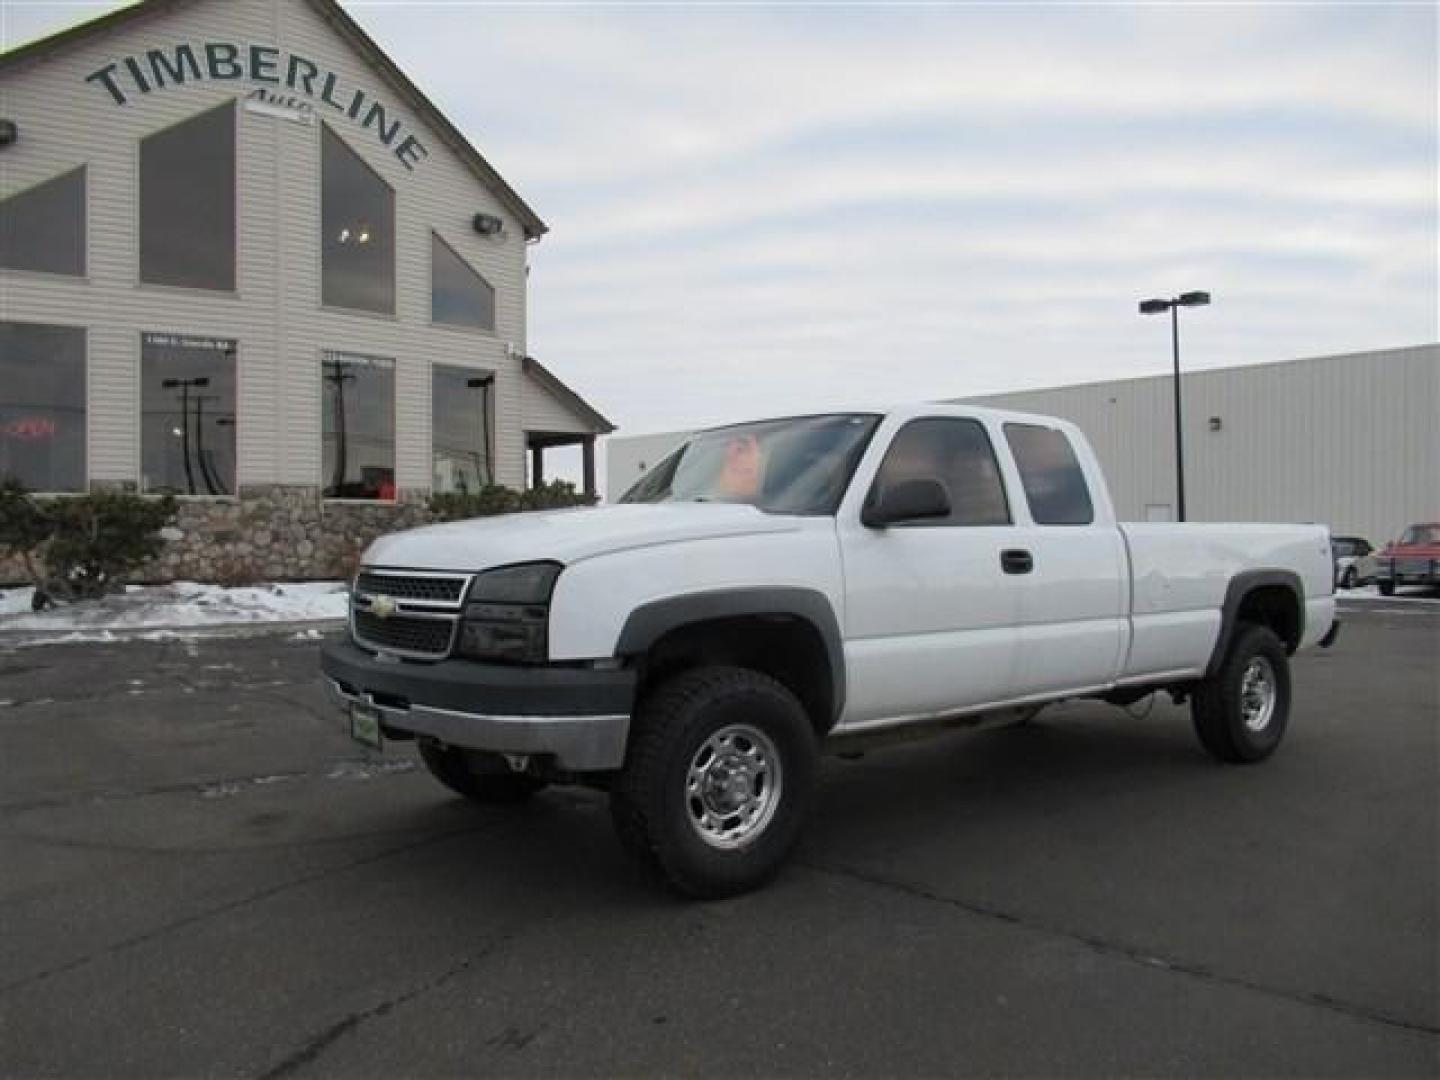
[0, 580, 349, 634]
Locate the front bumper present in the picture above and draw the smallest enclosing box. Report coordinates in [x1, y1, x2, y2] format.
[320, 636, 635, 772]
[1375, 558, 1440, 585]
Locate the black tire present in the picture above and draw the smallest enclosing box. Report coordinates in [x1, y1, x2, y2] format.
[418, 741, 545, 804]
[1191, 624, 1291, 763]
[1340, 566, 1357, 590]
[610, 666, 817, 899]
[1378, 579, 1396, 597]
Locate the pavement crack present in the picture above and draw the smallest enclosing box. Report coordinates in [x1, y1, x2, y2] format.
[801, 859, 1440, 1038]
[256, 933, 513, 1080]
[0, 821, 513, 1000]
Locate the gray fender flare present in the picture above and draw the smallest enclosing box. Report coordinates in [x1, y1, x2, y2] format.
[1206, 569, 1304, 676]
[615, 587, 846, 725]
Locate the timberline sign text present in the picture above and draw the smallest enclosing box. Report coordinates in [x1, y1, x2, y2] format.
[85, 42, 429, 171]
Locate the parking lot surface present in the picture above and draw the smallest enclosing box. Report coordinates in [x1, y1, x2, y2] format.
[1, 602, 1436, 1078]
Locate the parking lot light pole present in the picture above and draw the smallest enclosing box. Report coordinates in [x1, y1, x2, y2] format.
[1139, 291, 1210, 522]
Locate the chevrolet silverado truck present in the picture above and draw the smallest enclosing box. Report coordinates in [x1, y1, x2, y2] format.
[321, 405, 1340, 897]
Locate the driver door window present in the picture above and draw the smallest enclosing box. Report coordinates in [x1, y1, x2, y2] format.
[867, 418, 1010, 526]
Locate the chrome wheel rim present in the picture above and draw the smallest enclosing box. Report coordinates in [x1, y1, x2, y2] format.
[1240, 656, 1277, 733]
[685, 724, 782, 850]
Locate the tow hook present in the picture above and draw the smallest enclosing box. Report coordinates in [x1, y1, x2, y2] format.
[503, 754, 531, 773]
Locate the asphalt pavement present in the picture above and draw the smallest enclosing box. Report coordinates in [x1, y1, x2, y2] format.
[1, 603, 1436, 1078]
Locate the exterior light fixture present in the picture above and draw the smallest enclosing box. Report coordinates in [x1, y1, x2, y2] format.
[1208, 417, 1223, 432]
[473, 212, 503, 236]
[1138, 290, 1213, 522]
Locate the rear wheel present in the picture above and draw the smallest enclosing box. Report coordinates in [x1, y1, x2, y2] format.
[1192, 624, 1291, 763]
[611, 666, 817, 899]
[1378, 578, 1396, 597]
[418, 741, 546, 804]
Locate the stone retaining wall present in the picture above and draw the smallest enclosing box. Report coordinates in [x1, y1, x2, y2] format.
[0, 485, 436, 587]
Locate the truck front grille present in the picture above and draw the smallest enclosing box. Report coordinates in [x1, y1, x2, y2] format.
[352, 609, 456, 658]
[350, 568, 471, 659]
[355, 571, 469, 603]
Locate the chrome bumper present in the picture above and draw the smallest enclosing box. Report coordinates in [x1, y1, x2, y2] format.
[328, 679, 629, 772]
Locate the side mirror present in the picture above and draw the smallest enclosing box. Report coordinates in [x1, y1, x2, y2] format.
[862, 478, 951, 528]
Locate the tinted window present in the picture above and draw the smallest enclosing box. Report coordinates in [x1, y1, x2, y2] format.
[432, 233, 495, 330]
[323, 352, 394, 499]
[1005, 423, 1094, 525]
[433, 365, 492, 493]
[140, 103, 235, 290]
[866, 418, 1010, 526]
[0, 168, 85, 276]
[321, 126, 395, 314]
[140, 333, 237, 495]
[0, 322, 86, 492]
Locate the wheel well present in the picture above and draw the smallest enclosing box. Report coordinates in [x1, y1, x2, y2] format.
[1236, 584, 1302, 652]
[635, 615, 836, 734]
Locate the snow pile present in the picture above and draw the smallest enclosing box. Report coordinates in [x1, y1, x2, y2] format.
[1337, 584, 1440, 604]
[0, 580, 349, 634]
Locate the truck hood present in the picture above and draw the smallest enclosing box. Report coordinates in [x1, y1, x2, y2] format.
[363, 503, 806, 572]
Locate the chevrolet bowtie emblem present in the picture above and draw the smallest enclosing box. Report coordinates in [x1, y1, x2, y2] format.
[369, 594, 398, 619]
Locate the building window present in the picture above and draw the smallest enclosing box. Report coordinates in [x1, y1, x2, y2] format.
[1004, 423, 1095, 525]
[140, 333, 237, 496]
[431, 233, 495, 330]
[0, 167, 86, 277]
[321, 125, 395, 315]
[140, 102, 236, 291]
[0, 322, 86, 493]
[869, 418, 1011, 526]
[432, 365, 493, 493]
[322, 352, 394, 499]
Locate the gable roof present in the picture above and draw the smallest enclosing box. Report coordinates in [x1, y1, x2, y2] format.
[0, 0, 548, 239]
[523, 356, 617, 435]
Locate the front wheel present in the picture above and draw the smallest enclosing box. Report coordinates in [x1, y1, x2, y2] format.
[1191, 624, 1291, 763]
[611, 666, 817, 899]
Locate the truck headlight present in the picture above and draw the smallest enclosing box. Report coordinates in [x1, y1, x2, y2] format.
[455, 562, 562, 664]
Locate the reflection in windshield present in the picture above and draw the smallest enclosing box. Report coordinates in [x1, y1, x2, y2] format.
[620, 413, 881, 516]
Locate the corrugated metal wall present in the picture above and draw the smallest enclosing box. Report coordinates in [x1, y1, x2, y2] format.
[603, 345, 1439, 544]
[963, 345, 1439, 543]
[0, 0, 555, 492]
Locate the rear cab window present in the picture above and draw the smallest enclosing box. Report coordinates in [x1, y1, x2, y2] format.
[1004, 423, 1095, 525]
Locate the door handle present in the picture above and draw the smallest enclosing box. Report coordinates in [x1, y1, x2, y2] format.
[1001, 549, 1034, 575]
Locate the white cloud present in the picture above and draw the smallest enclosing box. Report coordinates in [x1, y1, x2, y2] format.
[4, 0, 1435, 448]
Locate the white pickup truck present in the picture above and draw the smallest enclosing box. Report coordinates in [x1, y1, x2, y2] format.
[321, 404, 1340, 897]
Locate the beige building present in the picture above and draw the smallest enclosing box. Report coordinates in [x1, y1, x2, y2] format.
[0, 0, 611, 577]
[606, 344, 1439, 547]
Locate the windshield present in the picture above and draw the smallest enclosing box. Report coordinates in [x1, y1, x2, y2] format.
[1398, 524, 1440, 545]
[620, 413, 881, 515]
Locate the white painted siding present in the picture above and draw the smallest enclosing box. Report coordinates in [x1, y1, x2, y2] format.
[603, 346, 1440, 544]
[522, 378, 596, 436]
[0, 0, 574, 494]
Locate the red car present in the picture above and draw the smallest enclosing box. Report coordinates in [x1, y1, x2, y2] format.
[1374, 523, 1440, 596]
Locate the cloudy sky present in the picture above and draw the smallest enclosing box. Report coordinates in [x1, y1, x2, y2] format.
[5, 1, 1437, 449]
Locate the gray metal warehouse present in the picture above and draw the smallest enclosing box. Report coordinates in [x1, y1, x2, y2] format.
[605, 343, 1439, 547]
